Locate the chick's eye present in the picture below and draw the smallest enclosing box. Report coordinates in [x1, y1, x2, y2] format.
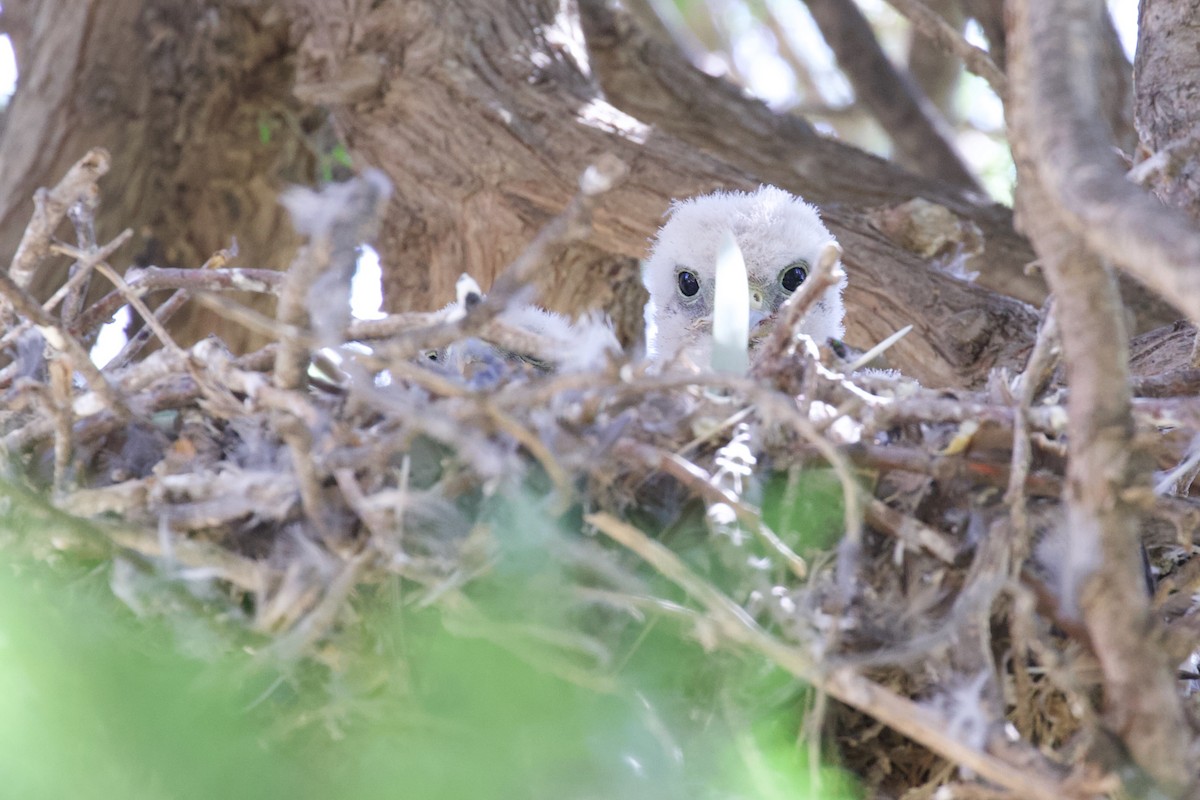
[781, 263, 808, 293]
[677, 269, 700, 298]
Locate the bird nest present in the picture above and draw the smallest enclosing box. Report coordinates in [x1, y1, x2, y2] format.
[4, 151, 1200, 799]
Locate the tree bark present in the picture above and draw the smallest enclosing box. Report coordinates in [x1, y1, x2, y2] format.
[275, 0, 1046, 387]
[0, 0, 316, 352]
[961, 0, 1005, 69]
[1008, 0, 1193, 793]
[0, 0, 1169, 386]
[1135, 0, 1200, 222]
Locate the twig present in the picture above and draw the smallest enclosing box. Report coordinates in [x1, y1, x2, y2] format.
[882, 0, 1008, 98]
[373, 155, 627, 362]
[192, 291, 306, 344]
[0, 227, 135, 359]
[752, 242, 844, 375]
[48, 361, 74, 496]
[842, 324, 912, 374]
[1005, 299, 1058, 564]
[479, 402, 575, 510]
[256, 548, 374, 663]
[103, 245, 239, 370]
[0, 266, 130, 419]
[621, 440, 808, 579]
[74, 265, 282, 336]
[8, 148, 111, 291]
[61, 183, 102, 325]
[586, 512, 1070, 800]
[864, 496, 958, 563]
[852, 442, 1061, 498]
[85, 258, 188, 359]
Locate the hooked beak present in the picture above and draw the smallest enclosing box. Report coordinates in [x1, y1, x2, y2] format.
[748, 286, 767, 330]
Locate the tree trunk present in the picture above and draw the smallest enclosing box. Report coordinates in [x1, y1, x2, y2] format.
[0, 0, 316, 352]
[1135, 0, 1200, 222]
[0, 0, 1170, 386]
[278, 0, 1047, 387]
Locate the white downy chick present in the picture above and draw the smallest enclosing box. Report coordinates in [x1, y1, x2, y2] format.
[643, 185, 846, 369]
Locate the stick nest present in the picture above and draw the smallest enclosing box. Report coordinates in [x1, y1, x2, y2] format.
[4, 152, 1200, 799]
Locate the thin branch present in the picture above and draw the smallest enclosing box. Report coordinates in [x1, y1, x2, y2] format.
[7, 147, 111, 291]
[882, 0, 1007, 98]
[101, 246, 240, 370]
[0, 266, 130, 419]
[620, 440, 809, 579]
[1004, 299, 1058, 563]
[1009, 1, 1195, 792]
[372, 154, 628, 363]
[74, 265, 283, 336]
[586, 512, 1069, 800]
[802, 0, 982, 191]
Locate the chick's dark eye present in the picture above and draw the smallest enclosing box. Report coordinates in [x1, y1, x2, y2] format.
[677, 270, 700, 297]
[781, 264, 808, 292]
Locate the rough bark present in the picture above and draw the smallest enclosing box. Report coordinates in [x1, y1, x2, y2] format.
[1008, 0, 1193, 794]
[0, 0, 1170, 382]
[583, 0, 1180, 335]
[0, 0, 316, 352]
[276, 0, 1043, 388]
[1135, 0, 1200, 222]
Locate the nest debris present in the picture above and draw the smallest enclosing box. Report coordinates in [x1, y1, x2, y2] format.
[4, 149, 1200, 799]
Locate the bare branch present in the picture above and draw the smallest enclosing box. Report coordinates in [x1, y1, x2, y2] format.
[0, 265, 129, 419]
[884, 0, 1007, 98]
[74, 265, 282, 336]
[803, 0, 982, 191]
[587, 512, 1070, 800]
[8, 147, 110, 291]
[373, 155, 627, 363]
[1009, 0, 1200, 328]
[1004, 299, 1058, 562]
[1008, 0, 1195, 792]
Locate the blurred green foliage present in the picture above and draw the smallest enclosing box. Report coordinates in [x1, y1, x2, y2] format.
[761, 468, 846, 555]
[0, 481, 856, 799]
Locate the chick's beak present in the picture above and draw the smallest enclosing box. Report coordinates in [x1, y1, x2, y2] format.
[748, 286, 767, 330]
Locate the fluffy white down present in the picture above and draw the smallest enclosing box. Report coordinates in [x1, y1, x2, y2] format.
[500, 305, 620, 373]
[433, 291, 619, 376]
[642, 185, 846, 368]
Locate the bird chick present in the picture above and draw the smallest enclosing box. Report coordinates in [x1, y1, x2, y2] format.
[428, 274, 620, 388]
[643, 185, 846, 369]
